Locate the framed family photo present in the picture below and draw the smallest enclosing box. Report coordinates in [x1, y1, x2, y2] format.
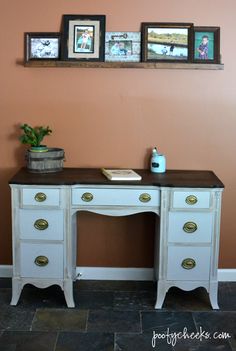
[141, 22, 193, 62]
[105, 32, 141, 62]
[24, 33, 60, 62]
[61, 15, 106, 61]
[193, 27, 220, 63]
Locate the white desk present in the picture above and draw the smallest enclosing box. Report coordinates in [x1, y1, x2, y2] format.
[9, 168, 224, 309]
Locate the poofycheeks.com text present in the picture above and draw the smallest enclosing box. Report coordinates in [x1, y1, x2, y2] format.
[152, 326, 231, 348]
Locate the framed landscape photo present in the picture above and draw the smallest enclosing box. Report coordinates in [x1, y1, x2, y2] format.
[193, 27, 220, 63]
[24, 33, 60, 62]
[61, 14, 106, 61]
[141, 22, 193, 62]
[105, 32, 141, 62]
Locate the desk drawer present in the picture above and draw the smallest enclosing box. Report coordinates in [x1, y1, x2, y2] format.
[72, 188, 160, 207]
[19, 209, 64, 241]
[168, 212, 213, 243]
[172, 191, 211, 209]
[167, 246, 211, 281]
[22, 188, 60, 207]
[20, 242, 63, 279]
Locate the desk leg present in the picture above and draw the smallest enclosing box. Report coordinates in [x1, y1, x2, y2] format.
[63, 279, 75, 308]
[10, 277, 23, 306]
[209, 281, 219, 309]
[155, 280, 166, 309]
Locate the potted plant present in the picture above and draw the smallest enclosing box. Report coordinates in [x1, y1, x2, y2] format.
[18, 123, 64, 173]
[19, 123, 52, 152]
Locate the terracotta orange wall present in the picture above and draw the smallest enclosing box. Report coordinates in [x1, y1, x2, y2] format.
[0, 0, 235, 268]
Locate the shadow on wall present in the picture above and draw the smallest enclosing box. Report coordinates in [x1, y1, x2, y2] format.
[9, 123, 28, 167]
[0, 168, 20, 265]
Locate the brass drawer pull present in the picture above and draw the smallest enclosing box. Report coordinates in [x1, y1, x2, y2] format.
[34, 255, 49, 267]
[81, 192, 94, 202]
[183, 221, 198, 233]
[34, 219, 49, 230]
[34, 192, 47, 202]
[139, 193, 151, 203]
[185, 195, 198, 205]
[181, 258, 196, 270]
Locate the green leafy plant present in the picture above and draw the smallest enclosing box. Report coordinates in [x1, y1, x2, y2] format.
[19, 124, 52, 147]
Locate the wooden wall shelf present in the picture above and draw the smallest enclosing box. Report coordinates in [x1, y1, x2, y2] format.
[24, 60, 224, 70]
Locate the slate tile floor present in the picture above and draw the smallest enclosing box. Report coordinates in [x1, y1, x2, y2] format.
[0, 279, 235, 351]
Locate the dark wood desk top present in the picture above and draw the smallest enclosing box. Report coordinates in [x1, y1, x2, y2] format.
[9, 168, 224, 188]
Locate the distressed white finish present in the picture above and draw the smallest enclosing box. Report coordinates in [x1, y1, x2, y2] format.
[10, 184, 223, 309]
[21, 188, 61, 207]
[155, 187, 223, 310]
[19, 209, 64, 240]
[172, 190, 211, 209]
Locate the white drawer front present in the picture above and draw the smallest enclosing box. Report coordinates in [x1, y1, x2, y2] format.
[172, 191, 210, 209]
[72, 188, 160, 207]
[168, 212, 213, 243]
[167, 246, 211, 281]
[20, 243, 63, 278]
[19, 209, 64, 241]
[22, 188, 60, 207]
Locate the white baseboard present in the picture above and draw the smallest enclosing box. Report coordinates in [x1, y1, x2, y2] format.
[0, 265, 13, 277]
[217, 269, 236, 281]
[76, 267, 154, 280]
[1, 265, 236, 281]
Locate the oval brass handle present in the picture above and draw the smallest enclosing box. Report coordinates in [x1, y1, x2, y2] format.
[185, 195, 198, 205]
[183, 221, 198, 233]
[34, 255, 49, 267]
[34, 192, 47, 202]
[139, 193, 151, 203]
[81, 192, 94, 202]
[181, 258, 196, 270]
[34, 219, 49, 230]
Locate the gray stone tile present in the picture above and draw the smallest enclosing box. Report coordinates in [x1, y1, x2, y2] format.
[56, 332, 114, 351]
[74, 290, 114, 310]
[75, 280, 155, 292]
[32, 309, 88, 332]
[115, 332, 173, 351]
[18, 285, 67, 309]
[142, 311, 197, 334]
[0, 331, 57, 351]
[0, 278, 12, 289]
[173, 338, 233, 351]
[218, 282, 236, 311]
[113, 291, 155, 311]
[0, 288, 12, 307]
[0, 286, 67, 310]
[87, 310, 141, 333]
[0, 305, 35, 331]
[193, 311, 236, 351]
[162, 287, 212, 311]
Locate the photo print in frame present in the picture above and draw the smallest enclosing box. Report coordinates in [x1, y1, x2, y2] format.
[61, 14, 106, 61]
[105, 32, 141, 62]
[24, 32, 60, 62]
[141, 22, 193, 62]
[193, 27, 220, 63]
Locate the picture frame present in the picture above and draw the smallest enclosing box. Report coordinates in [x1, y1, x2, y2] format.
[24, 32, 60, 62]
[193, 27, 220, 63]
[61, 14, 106, 61]
[141, 22, 193, 62]
[105, 32, 141, 62]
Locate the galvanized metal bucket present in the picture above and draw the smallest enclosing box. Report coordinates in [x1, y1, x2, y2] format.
[25, 147, 65, 173]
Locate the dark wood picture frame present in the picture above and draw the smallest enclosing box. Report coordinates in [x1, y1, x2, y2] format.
[193, 26, 220, 64]
[61, 14, 106, 61]
[24, 32, 60, 62]
[141, 22, 193, 62]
